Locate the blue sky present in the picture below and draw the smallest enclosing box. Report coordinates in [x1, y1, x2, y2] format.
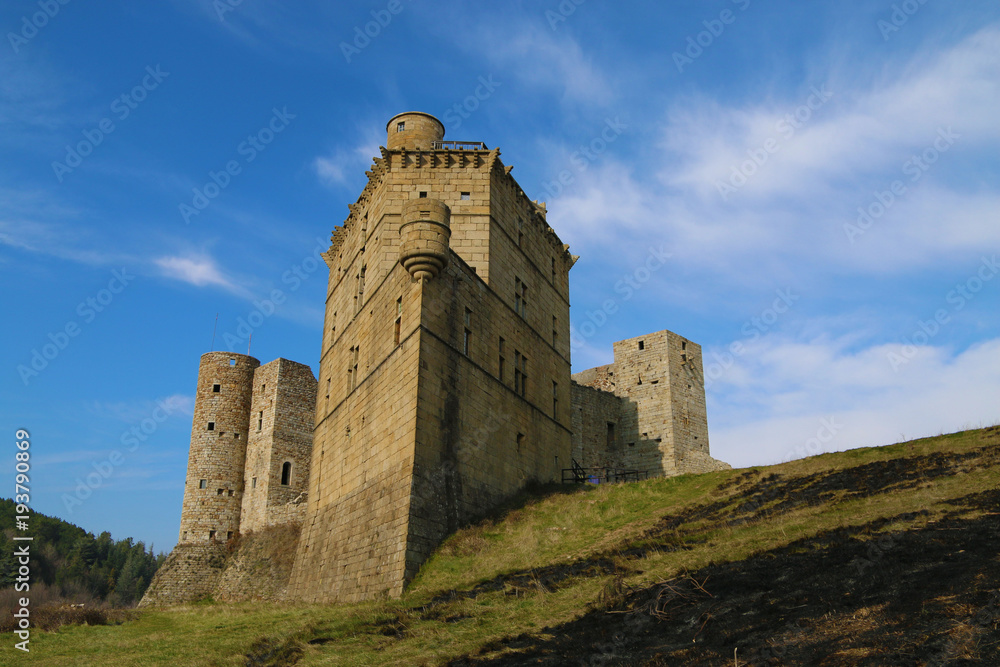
[2, 0, 998, 553]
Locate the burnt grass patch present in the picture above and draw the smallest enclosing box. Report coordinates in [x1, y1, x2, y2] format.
[447, 492, 1000, 665]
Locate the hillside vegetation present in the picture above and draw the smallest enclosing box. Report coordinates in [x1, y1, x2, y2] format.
[3, 426, 999, 665]
[0, 500, 164, 610]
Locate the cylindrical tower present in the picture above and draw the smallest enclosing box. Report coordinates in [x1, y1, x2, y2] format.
[178, 352, 260, 543]
[399, 198, 451, 281]
[386, 111, 445, 151]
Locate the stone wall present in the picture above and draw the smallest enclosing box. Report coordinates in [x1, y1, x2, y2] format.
[288, 258, 420, 603]
[138, 542, 228, 607]
[570, 382, 624, 469]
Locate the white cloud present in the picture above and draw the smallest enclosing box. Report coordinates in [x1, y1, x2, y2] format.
[544, 26, 1000, 284]
[708, 335, 1000, 468]
[453, 19, 613, 105]
[313, 134, 380, 189]
[154, 254, 243, 294]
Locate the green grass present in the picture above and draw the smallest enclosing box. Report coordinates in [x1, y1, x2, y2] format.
[4, 427, 997, 666]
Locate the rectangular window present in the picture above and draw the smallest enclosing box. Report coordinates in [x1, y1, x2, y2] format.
[349, 346, 360, 391]
[209, 530, 216, 540]
[251, 477, 257, 489]
[227, 531, 233, 540]
[516, 432, 524, 453]
[607, 422, 616, 450]
[463, 308, 472, 356]
[517, 218, 524, 248]
[207, 422, 215, 431]
[397, 121, 405, 132]
[199, 479, 207, 489]
[461, 192, 470, 200]
[639, 340, 645, 350]
[212, 384, 221, 393]
[229, 358, 235, 366]
[233, 432, 239, 439]
[514, 278, 528, 318]
[498, 337, 505, 382]
[419, 191, 427, 198]
[217, 488, 223, 495]
[394, 297, 402, 346]
[257, 411, 263, 431]
[514, 351, 527, 397]
[551, 257, 556, 283]
[552, 380, 558, 417]
[552, 316, 558, 346]
[228, 489, 234, 497]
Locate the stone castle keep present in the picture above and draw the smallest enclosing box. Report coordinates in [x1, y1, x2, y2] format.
[141, 112, 728, 606]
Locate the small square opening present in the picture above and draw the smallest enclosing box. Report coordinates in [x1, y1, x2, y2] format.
[217, 488, 223, 495]
[212, 384, 221, 393]
[638, 341, 645, 350]
[209, 530, 216, 540]
[419, 191, 427, 198]
[460, 192, 470, 200]
[229, 358, 236, 366]
[207, 422, 215, 431]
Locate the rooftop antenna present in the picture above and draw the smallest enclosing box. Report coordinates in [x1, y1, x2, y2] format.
[210, 313, 218, 351]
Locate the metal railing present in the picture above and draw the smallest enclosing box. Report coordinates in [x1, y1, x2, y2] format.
[562, 464, 650, 485]
[431, 140, 488, 151]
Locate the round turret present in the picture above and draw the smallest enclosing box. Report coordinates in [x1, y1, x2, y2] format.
[399, 198, 451, 281]
[386, 112, 445, 151]
[178, 352, 260, 543]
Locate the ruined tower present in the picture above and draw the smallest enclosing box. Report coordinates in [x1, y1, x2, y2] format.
[288, 112, 577, 603]
[571, 331, 726, 476]
[140, 353, 316, 606]
[178, 352, 259, 544]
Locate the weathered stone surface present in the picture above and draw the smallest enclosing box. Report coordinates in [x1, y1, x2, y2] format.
[572, 331, 731, 476]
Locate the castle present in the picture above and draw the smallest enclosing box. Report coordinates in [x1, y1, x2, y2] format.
[140, 112, 728, 607]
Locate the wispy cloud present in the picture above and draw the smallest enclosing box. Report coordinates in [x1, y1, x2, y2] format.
[154, 253, 248, 296]
[451, 17, 614, 105]
[546, 26, 1000, 286]
[710, 336, 1000, 467]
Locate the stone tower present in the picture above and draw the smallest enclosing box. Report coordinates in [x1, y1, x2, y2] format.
[288, 112, 577, 603]
[571, 330, 726, 476]
[178, 352, 259, 543]
[140, 354, 316, 607]
[240, 358, 317, 532]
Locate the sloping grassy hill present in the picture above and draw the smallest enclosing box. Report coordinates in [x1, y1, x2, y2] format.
[5, 426, 999, 665]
